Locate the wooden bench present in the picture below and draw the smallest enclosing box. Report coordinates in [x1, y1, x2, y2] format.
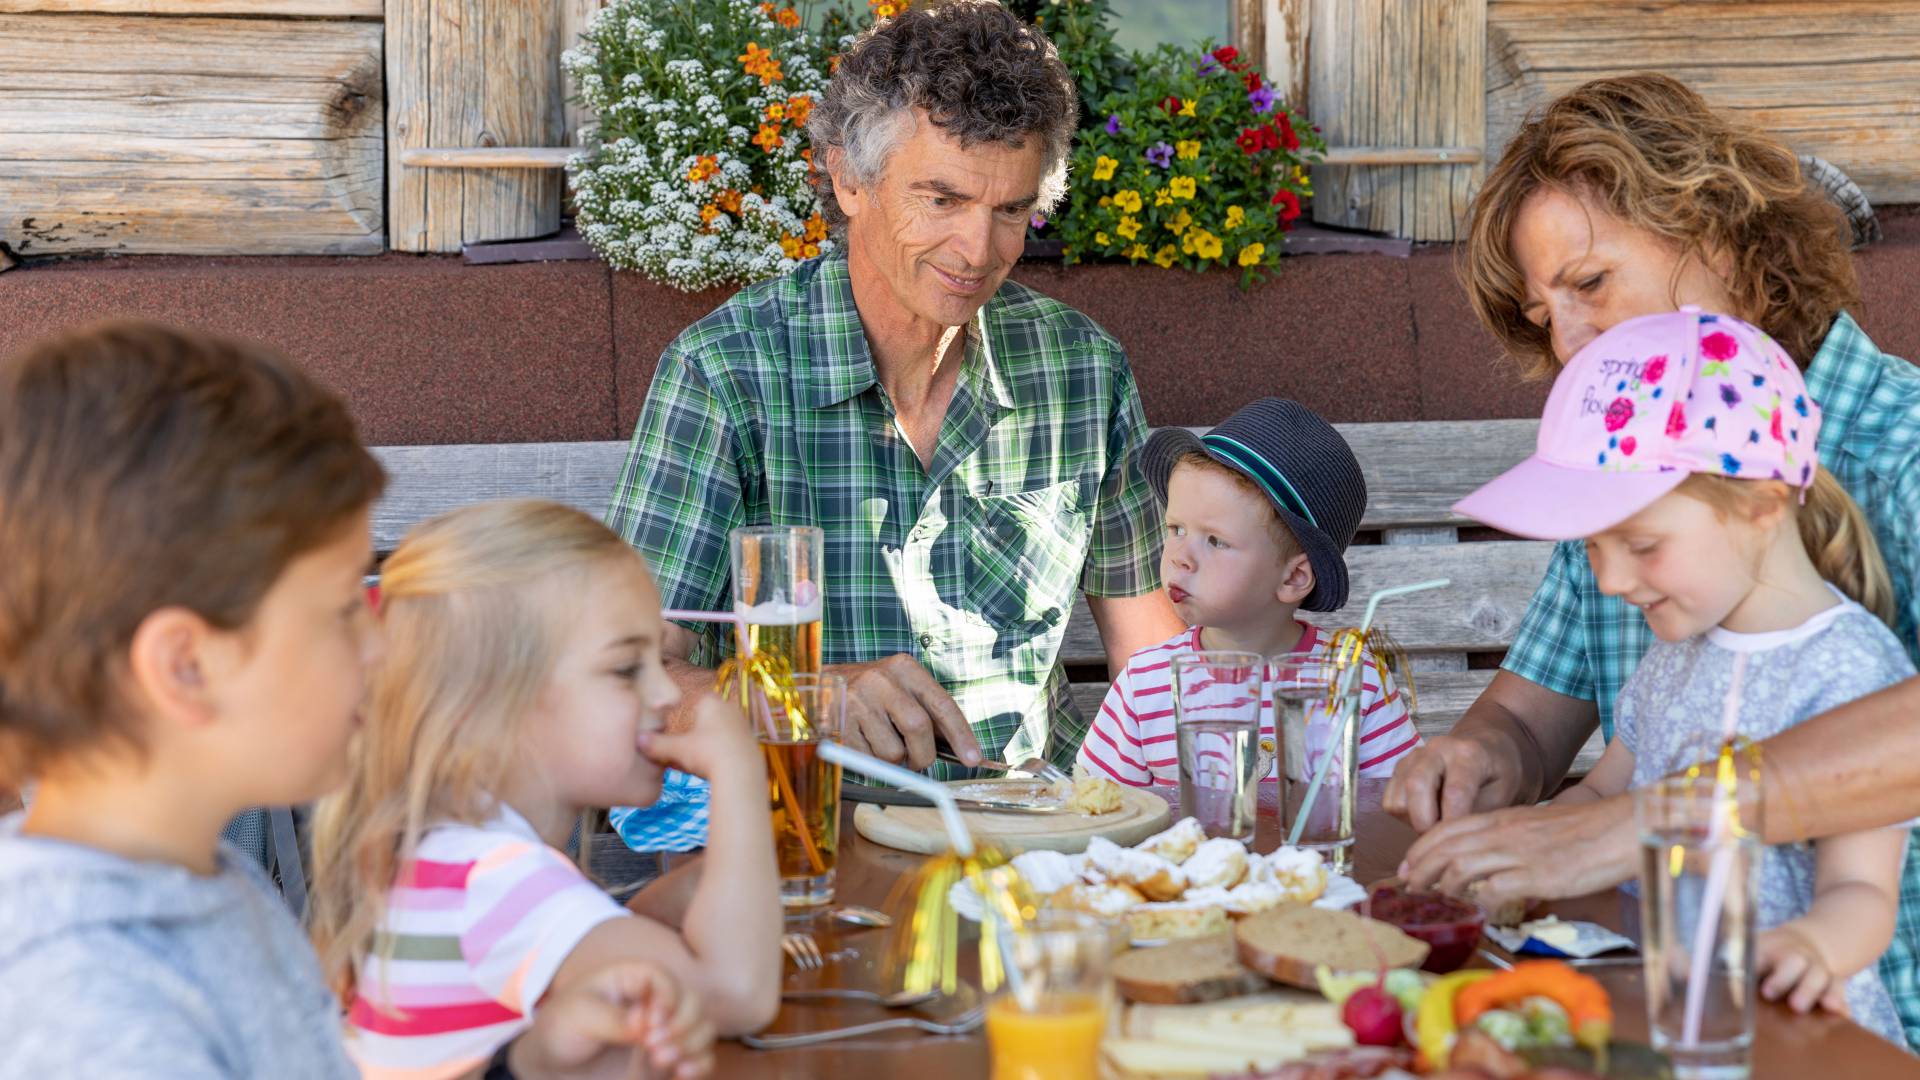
[371, 417, 1603, 779]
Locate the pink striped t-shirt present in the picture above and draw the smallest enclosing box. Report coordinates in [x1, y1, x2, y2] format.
[1075, 624, 1422, 787]
[344, 804, 627, 1080]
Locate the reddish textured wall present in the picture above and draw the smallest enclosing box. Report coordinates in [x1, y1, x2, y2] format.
[4, 211, 1916, 445]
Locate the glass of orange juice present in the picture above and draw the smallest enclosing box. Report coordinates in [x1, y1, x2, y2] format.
[986, 911, 1113, 1080]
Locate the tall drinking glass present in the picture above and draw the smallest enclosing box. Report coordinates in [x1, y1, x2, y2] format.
[1171, 651, 1267, 844]
[730, 525, 824, 677]
[1636, 775, 1762, 1079]
[753, 673, 845, 909]
[987, 910, 1113, 1080]
[1273, 661, 1358, 874]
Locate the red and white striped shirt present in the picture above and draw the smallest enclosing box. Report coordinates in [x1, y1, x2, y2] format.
[1075, 624, 1421, 787]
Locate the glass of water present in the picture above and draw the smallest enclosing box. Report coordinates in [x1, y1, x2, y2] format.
[1170, 651, 1268, 844]
[1636, 775, 1763, 1079]
[1272, 660, 1358, 874]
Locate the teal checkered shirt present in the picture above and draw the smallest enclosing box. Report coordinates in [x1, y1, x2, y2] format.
[1500, 312, 1920, 1048]
[609, 249, 1161, 769]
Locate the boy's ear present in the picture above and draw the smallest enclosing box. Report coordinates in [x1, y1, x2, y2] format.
[1274, 551, 1315, 606]
[125, 607, 222, 734]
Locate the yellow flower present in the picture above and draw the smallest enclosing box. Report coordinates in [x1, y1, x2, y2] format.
[1169, 176, 1197, 201]
[1166, 208, 1192, 235]
[1094, 231, 1111, 246]
[803, 213, 828, 243]
[1152, 244, 1178, 268]
[803, 242, 821, 258]
[765, 102, 786, 122]
[1175, 140, 1201, 160]
[1116, 215, 1140, 240]
[779, 234, 802, 258]
[1153, 187, 1174, 207]
[686, 155, 719, 183]
[1097, 195, 1112, 208]
[1194, 230, 1224, 260]
[1179, 98, 1197, 117]
[1237, 243, 1265, 267]
[1224, 205, 1246, 230]
[1113, 189, 1142, 214]
[1180, 230, 1197, 255]
[874, 1, 897, 16]
[1092, 155, 1118, 181]
[1125, 243, 1150, 261]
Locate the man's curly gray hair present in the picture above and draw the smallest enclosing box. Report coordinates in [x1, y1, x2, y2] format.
[805, 1, 1078, 231]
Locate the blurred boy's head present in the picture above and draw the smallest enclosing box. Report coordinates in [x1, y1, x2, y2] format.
[0, 321, 387, 806]
[1142, 398, 1368, 633]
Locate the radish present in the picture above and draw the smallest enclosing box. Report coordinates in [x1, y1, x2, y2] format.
[1341, 982, 1405, 1047]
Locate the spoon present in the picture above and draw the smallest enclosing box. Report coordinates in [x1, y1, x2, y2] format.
[832, 904, 893, 929]
[779, 986, 939, 1009]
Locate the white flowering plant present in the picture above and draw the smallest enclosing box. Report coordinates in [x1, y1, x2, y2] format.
[565, 0, 832, 289]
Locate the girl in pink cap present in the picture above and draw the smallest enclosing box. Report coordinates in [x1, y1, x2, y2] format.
[1457, 309, 1915, 1043]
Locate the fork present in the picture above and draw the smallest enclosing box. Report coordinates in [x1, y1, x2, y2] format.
[936, 750, 1071, 786]
[781, 931, 825, 972]
[740, 1004, 988, 1049]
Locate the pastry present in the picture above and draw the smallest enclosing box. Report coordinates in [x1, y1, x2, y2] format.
[1126, 901, 1231, 943]
[1048, 881, 1145, 919]
[1136, 817, 1206, 864]
[1254, 846, 1328, 903]
[1083, 837, 1190, 901]
[1063, 773, 1124, 815]
[1181, 837, 1250, 890]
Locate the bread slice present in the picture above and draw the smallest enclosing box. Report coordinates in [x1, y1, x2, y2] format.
[1233, 905, 1429, 988]
[1112, 933, 1268, 1004]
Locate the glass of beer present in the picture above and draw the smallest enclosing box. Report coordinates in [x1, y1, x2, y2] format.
[754, 673, 845, 909]
[987, 910, 1113, 1080]
[729, 525, 824, 677]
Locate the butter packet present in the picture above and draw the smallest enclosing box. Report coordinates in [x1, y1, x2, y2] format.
[1485, 915, 1634, 959]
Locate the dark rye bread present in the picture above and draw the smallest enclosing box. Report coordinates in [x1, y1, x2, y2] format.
[1233, 905, 1429, 989]
[1113, 933, 1270, 1004]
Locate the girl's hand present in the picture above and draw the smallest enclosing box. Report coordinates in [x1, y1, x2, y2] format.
[1757, 925, 1851, 1015]
[637, 696, 760, 782]
[523, 961, 715, 1079]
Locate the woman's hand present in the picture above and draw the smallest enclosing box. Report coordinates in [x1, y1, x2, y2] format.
[1757, 924, 1851, 1016]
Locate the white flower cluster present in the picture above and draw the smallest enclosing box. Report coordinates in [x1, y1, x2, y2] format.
[565, 0, 833, 290]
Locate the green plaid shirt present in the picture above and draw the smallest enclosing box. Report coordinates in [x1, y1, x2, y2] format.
[1500, 312, 1920, 1048]
[607, 250, 1162, 772]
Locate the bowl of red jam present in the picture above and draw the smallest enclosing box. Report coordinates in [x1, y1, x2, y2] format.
[1364, 883, 1484, 973]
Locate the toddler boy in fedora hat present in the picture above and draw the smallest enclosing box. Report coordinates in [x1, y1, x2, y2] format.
[1075, 398, 1420, 786]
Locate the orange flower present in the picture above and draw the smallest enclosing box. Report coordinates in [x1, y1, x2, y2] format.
[829, 54, 842, 75]
[803, 242, 821, 258]
[780, 234, 803, 259]
[776, 6, 801, 28]
[699, 204, 720, 226]
[686, 155, 719, 183]
[715, 189, 743, 214]
[757, 1, 775, 14]
[738, 42, 784, 85]
[765, 102, 787, 122]
[803, 214, 828, 243]
[752, 123, 784, 152]
[786, 94, 814, 127]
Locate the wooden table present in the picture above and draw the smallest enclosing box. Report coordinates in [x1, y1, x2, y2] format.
[715, 788, 1920, 1078]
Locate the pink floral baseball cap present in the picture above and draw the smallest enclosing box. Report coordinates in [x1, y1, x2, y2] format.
[1454, 308, 1821, 540]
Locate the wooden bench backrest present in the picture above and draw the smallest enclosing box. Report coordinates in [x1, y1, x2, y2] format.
[371, 419, 1602, 775]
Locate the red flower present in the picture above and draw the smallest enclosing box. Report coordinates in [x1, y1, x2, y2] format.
[1701, 331, 1739, 361]
[1770, 407, 1785, 443]
[1158, 95, 1182, 115]
[1621, 436, 1638, 457]
[1667, 402, 1687, 437]
[1274, 114, 1301, 152]
[1604, 397, 1634, 433]
[1236, 127, 1264, 155]
[1211, 46, 1239, 65]
[1643, 355, 1667, 384]
[1244, 71, 1263, 93]
[1271, 189, 1301, 223]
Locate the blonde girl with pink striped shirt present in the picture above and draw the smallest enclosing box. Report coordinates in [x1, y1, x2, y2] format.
[309, 500, 781, 1080]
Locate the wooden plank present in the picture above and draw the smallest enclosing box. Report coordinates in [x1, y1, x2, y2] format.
[367, 419, 1542, 549]
[1058, 539, 1554, 663]
[387, 0, 565, 252]
[1486, 1, 1920, 204]
[401, 147, 573, 168]
[0, 0, 379, 11]
[0, 14, 383, 256]
[559, 0, 605, 147]
[1308, 0, 1485, 241]
[1262, 0, 1311, 118]
[1069, 670, 1604, 776]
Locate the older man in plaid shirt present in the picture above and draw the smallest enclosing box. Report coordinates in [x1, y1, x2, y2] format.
[606, 3, 1181, 854]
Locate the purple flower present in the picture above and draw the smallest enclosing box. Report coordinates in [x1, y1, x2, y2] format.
[1105, 113, 1122, 135]
[1028, 213, 1047, 231]
[1248, 85, 1276, 113]
[1196, 57, 1219, 76]
[1146, 141, 1174, 169]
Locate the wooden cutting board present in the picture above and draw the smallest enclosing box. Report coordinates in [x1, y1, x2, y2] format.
[852, 778, 1172, 855]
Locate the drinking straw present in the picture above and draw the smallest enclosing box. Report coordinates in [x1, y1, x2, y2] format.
[820, 741, 976, 857]
[1286, 578, 1451, 847]
[1682, 653, 1752, 1046]
[662, 608, 739, 624]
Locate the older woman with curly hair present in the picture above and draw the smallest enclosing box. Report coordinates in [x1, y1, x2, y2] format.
[603, 0, 1182, 856]
[1389, 73, 1920, 1043]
